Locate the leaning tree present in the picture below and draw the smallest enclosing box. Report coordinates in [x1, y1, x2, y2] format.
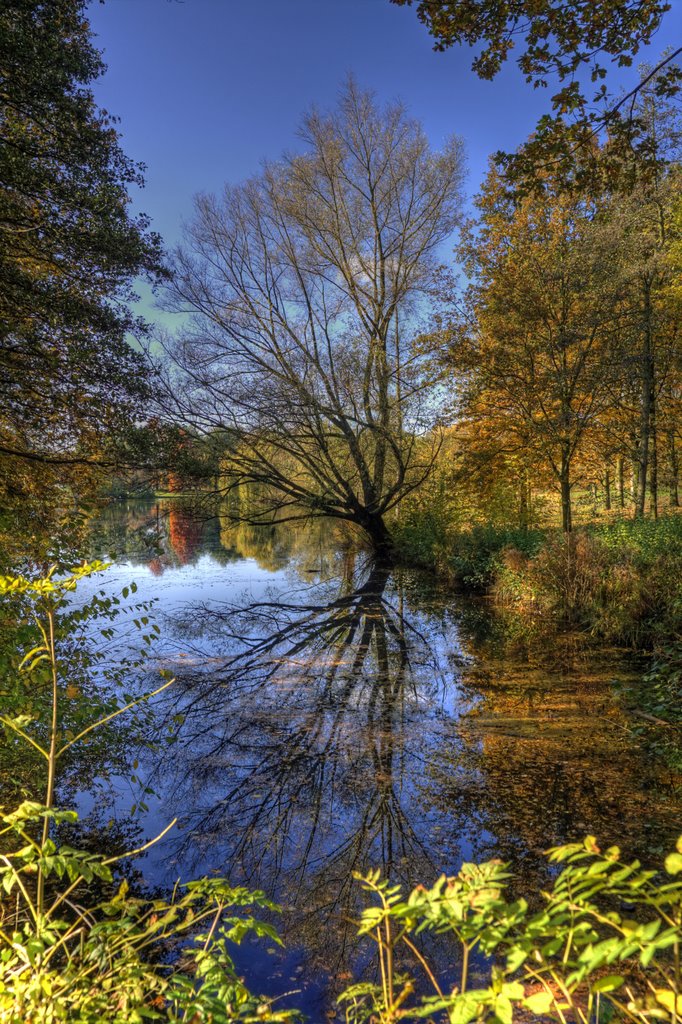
[163, 81, 465, 552]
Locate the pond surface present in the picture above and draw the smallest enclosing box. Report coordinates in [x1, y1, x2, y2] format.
[52, 502, 682, 1015]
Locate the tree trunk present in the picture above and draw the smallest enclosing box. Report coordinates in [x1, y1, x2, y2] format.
[527, 480, 533, 527]
[650, 394, 658, 520]
[618, 457, 625, 509]
[371, 335, 391, 500]
[604, 468, 611, 511]
[360, 511, 394, 559]
[519, 469, 529, 531]
[635, 277, 654, 519]
[668, 431, 680, 508]
[560, 453, 572, 533]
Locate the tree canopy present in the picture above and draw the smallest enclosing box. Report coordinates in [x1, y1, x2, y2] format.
[443, 75, 681, 532]
[0, 0, 162, 471]
[391, 0, 681, 186]
[390, 1, 669, 77]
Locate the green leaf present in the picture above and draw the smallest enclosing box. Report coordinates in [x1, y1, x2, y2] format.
[524, 991, 555, 1013]
[592, 975, 624, 993]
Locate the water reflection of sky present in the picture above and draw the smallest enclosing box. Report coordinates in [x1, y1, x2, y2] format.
[68, 501, 682, 1019]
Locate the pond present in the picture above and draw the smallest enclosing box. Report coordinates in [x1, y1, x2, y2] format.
[19, 500, 682, 1017]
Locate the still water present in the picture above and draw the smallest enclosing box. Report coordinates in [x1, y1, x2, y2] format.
[68, 500, 682, 1016]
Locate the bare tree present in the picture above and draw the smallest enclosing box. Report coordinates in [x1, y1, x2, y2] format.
[161, 80, 465, 553]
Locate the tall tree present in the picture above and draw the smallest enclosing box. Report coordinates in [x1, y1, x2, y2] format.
[457, 169, 629, 532]
[162, 81, 465, 553]
[614, 80, 681, 518]
[0, 0, 162, 473]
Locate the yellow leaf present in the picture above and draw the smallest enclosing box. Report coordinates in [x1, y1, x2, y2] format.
[654, 990, 682, 1015]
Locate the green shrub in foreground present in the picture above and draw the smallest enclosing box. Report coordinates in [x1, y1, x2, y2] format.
[0, 563, 297, 1023]
[0, 804, 295, 1023]
[3, 814, 682, 1023]
[341, 836, 682, 1024]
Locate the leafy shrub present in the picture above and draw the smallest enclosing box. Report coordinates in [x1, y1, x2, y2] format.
[393, 498, 546, 587]
[0, 803, 294, 1023]
[444, 526, 545, 590]
[0, 564, 297, 1023]
[495, 532, 620, 624]
[340, 836, 682, 1024]
[391, 507, 452, 569]
[491, 516, 682, 646]
[391, 482, 460, 569]
[591, 516, 682, 564]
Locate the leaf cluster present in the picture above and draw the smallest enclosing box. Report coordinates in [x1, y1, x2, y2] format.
[0, 804, 297, 1023]
[341, 836, 682, 1024]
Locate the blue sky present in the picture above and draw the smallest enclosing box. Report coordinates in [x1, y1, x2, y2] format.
[87, 0, 681, 264]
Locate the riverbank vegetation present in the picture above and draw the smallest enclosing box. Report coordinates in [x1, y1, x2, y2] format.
[391, 506, 682, 723]
[393, 510, 682, 640]
[0, 565, 297, 1023]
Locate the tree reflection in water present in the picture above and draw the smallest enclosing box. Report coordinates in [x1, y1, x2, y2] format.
[82, 504, 681, 1000]
[136, 546, 681, 993]
[424, 639, 682, 895]
[147, 554, 465, 975]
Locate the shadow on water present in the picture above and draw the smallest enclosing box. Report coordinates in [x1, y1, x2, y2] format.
[47, 501, 682, 1012]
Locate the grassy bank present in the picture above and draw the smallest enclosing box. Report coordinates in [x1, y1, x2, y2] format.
[393, 510, 682, 735]
[393, 512, 682, 646]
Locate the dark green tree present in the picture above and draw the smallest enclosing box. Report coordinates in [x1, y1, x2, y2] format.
[0, 0, 163, 470]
